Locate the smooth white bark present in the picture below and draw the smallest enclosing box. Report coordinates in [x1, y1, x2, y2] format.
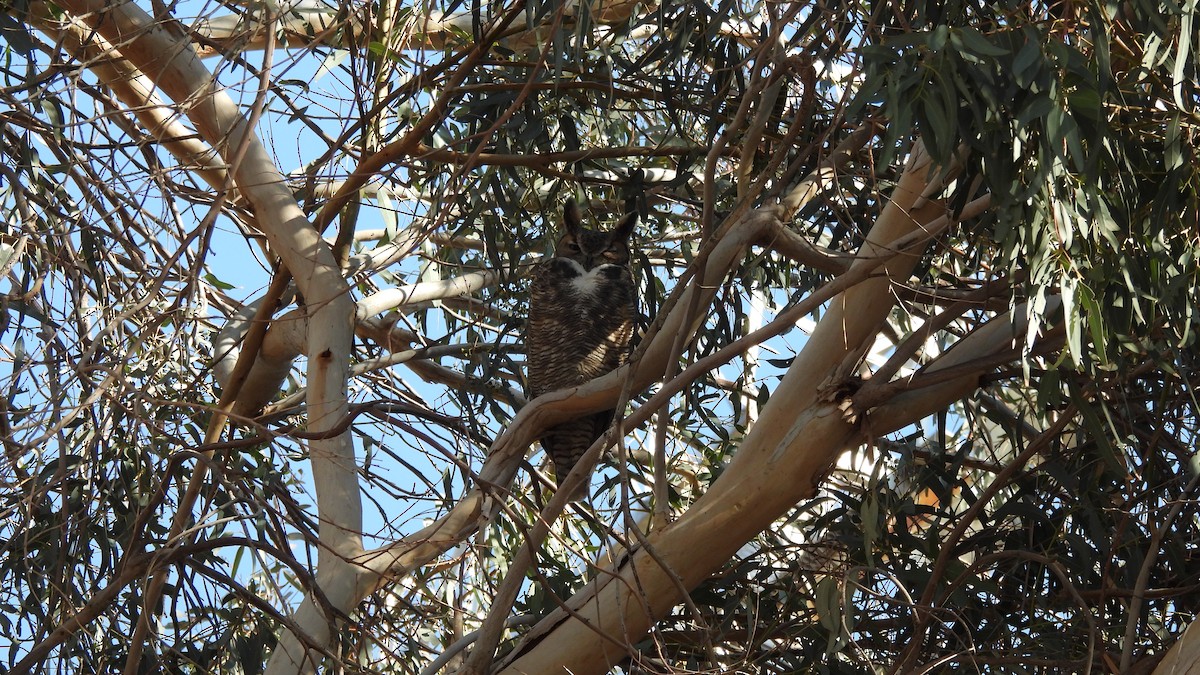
[191, 0, 652, 54]
[26, 5, 229, 194]
[356, 270, 501, 319]
[48, 3, 361, 672]
[1152, 618, 1200, 674]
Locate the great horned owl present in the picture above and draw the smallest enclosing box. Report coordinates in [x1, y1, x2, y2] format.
[527, 198, 638, 499]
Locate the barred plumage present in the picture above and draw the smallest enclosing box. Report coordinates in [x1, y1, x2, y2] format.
[526, 198, 638, 499]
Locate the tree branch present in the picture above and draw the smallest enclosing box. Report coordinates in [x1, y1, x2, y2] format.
[492, 140, 966, 674]
[43, 3, 362, 673]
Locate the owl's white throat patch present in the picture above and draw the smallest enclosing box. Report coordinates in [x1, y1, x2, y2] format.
[568, 262, 618, 297]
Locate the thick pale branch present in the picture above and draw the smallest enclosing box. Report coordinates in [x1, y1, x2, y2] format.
[865, 297, 1065, 434]
[195, 5, 359, 55]
[212, 290, 302, 416]
[412, 143, 700, 168]
[22, 4, 230, 195]
[494, 141, 954, 674]
[1152, 619, 1200, 674]
[755, 220, 852, 274]
[50, 3, 361, 673]
[214, 269, 505, 416]
[356, 270, 501, 319]
[351, 126, 878, 608]
[194, 0, 653, 55]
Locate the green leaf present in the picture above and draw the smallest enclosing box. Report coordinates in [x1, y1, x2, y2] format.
[861, 495, 878, 567]
[13, 335, 25, 372]
[0, 13, 36, 57]
[928, 25, 949, 52]
[954, 27, 1010, 57]
[378, 189, 397, 241]
[1016, 92, 1054, 126]
[204, 272, 235, 291]
[1013, 37, 1043, 88]
[1061, 273, 1080, 365]
[815, 576, 840, 632]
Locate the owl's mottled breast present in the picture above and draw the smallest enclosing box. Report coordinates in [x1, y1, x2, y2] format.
[526, 257, 635, 396]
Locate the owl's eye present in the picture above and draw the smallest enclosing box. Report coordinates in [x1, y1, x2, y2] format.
[565, 242, 581, 252]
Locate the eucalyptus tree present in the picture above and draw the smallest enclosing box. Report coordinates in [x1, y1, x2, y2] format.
[0, 0, 1196, 673]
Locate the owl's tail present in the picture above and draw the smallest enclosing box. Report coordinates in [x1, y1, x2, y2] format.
[540, 411, 613, 501]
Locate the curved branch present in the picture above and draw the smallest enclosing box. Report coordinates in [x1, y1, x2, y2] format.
[356, 270, 502, 319]
[862, 297, 1065, 433]
[213, 288, 300, 416]
[493, 140, 953, 675]
[218, 269, 507, 417]
[46, 4, 361, 674]
[23, 4, 231, 196]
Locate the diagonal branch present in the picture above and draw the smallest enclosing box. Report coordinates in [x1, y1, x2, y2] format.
[491, 140, 959, 674]
[353, 128, 876, 593]
[44, 3, 360, 674]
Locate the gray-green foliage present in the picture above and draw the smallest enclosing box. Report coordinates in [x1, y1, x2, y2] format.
[855, 6, 1199, 369]
[0, 0, 1197, 672]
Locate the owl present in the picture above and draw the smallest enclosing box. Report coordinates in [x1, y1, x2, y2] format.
[527, 198, 638, 499]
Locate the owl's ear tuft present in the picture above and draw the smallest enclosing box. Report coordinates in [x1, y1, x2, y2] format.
[563, 198, 584, 237]
[612, 211, 639, 241]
